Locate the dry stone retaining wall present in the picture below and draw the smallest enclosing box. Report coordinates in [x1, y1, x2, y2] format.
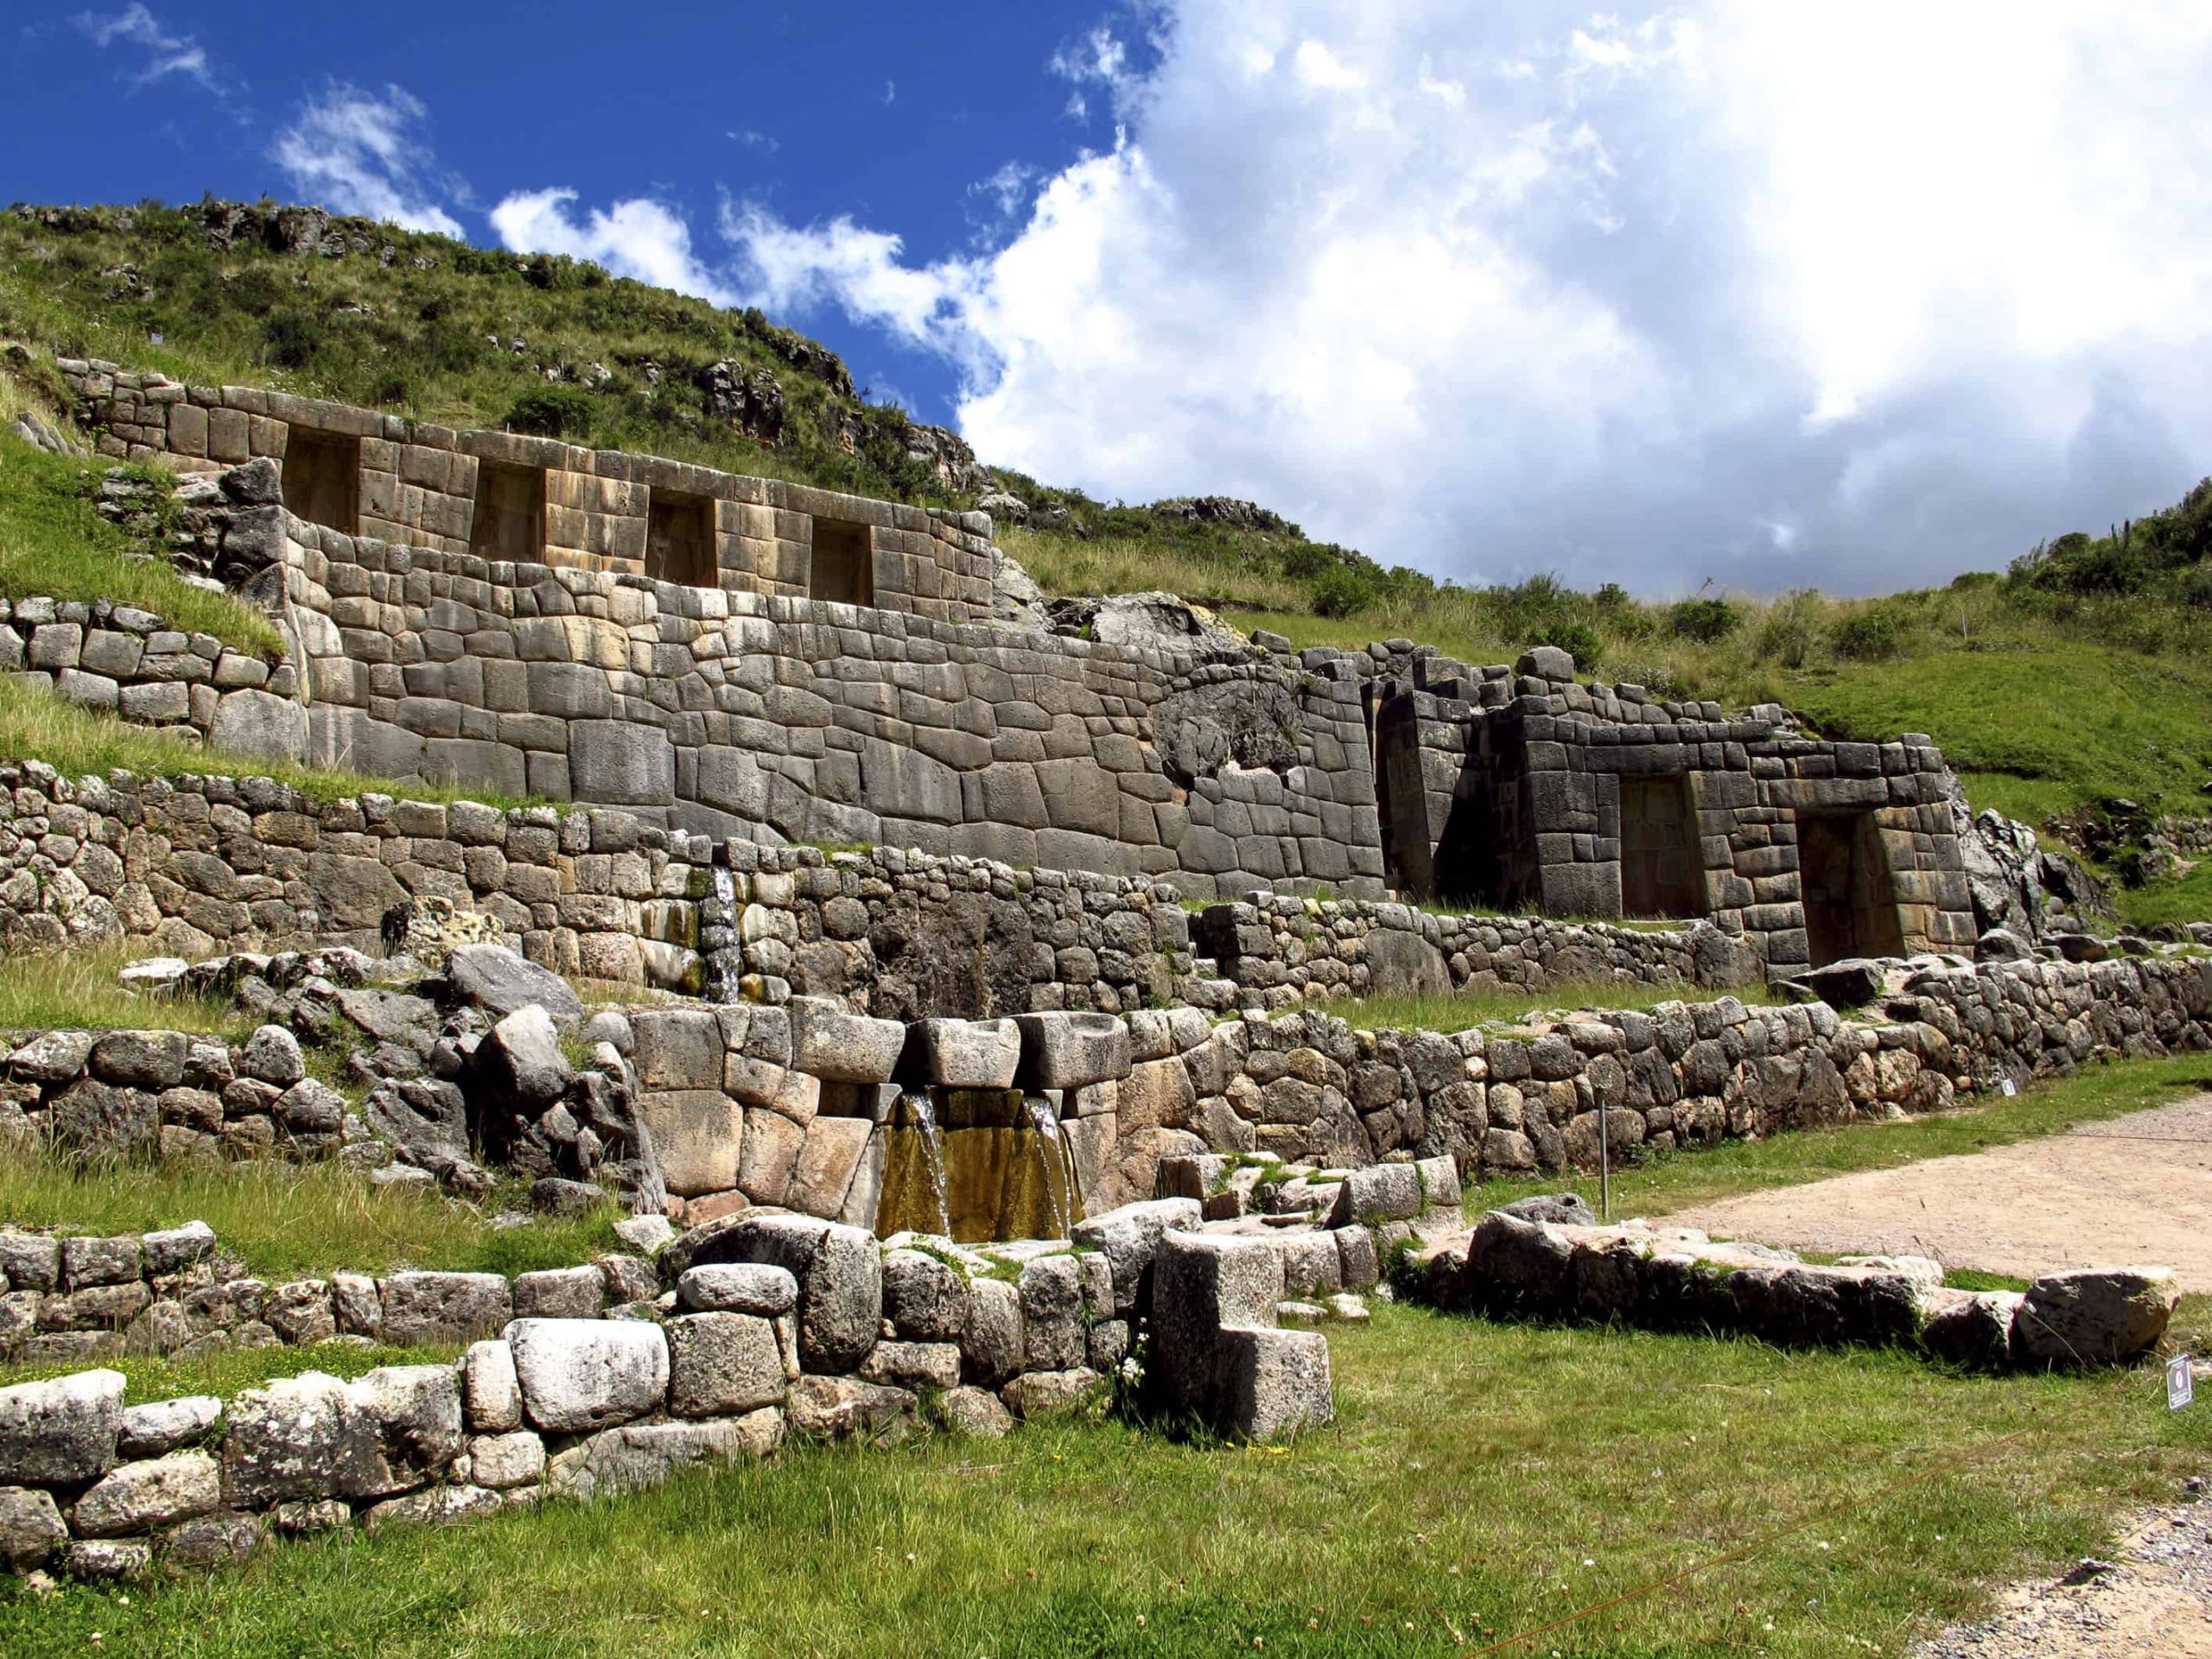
[0, 1199, 1335, 1579]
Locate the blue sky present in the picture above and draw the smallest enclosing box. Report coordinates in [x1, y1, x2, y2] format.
[5, 0, 1111, 422]
[10, 3, 2212, 597]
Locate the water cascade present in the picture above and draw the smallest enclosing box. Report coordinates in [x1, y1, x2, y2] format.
[874, 1087, 1083, 1242]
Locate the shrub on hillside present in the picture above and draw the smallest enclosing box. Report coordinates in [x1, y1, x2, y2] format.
[1831, 608, 1902, 660]
[504, 385, 597, 440]
[1309, 568, 1376, 618]
[1670, 595, 1742, 643]
[1530, 620, 1601, 670]
[260, 308, 327, 370]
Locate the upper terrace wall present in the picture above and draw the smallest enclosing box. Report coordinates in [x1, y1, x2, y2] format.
[60, 361, 995, 626]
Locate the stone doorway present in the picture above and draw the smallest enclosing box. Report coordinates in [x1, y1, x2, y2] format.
[1619, 775, 1705, 918]
[469, 461, 545, 560]
[809, 518, 874, 607]
[1798, 811, 1906, 966]
[279, 429, 358, 533]
[645, 489, 716, 586]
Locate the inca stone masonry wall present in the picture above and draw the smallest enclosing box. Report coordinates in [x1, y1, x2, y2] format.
[61, 361, 995, 625]
[0, 761, 1753, 1015]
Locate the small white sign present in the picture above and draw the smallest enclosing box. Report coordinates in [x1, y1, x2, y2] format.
[2170, 1354, 2195, 1411]
[1999, 1077, 2018, 1097]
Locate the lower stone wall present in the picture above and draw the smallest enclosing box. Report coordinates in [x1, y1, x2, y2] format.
[0, 1219, 667, 1373]
[1160, 953, 2212, 1185]
[0, 1200, 1335, 1578]
[1190, 893, 1761, 1009]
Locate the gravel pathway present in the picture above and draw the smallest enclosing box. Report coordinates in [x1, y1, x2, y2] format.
[1665, 1095, 2212, 1291]
[1914, 1483, 2212, 1657]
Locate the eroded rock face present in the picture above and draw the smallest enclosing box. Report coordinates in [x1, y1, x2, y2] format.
[1154, 675, 1301, 788]
[1046, 593, 1255, 662]
[507, 1319, 671, 1434]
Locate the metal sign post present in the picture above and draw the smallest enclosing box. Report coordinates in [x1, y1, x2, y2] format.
[2171, 1354, 2196, 1412]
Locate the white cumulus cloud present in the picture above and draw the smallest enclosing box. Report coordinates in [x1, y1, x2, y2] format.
[271, 83, 465, 238]
[708, 0, 2212, 595]
[490, 188, 734, 302]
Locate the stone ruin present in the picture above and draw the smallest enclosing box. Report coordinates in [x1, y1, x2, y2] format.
[0, 359, 2194, 1580]
[50, 361, 1986, 966]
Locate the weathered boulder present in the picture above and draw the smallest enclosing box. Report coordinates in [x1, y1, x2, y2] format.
[467, 1430, 545, 1490]
[0, 1368, 124, 1485]
[463, 1338, 522, 1434]
[2012, 1268, 2180, 1366]
[1001, 1368, 1105, 1421]
[1496, 1193, 1596, 1227]
[545, 1413, 784, 1502]
[118, 1395, 221, 1460]
[960, 1276, 1025, 1386]
[934, 1384, 1013, 1439]
[1463, 1211, 1573, 1312]
[666, 1313, 787, 1418]
[1327, 1162, 1425, 1228]
[859, 1340, 963, 1391]
[0, 1486, 68, 1568]
[1920, 1288, 2023, 1370]
[677, 1262, 798, 1318]
[72, 1450, 222, 1537]
[221, 1367, 457, 1507]
[1215, 1327, 1334, 1440]
[784, 1376, 918, 1446]
[512, 1266, 607, 1320]
[671, 1214, 881, 1375]
[378, 1272, 512, 1346]
[507, 1319, 671, 1433]
[1796, 958, 1885, 1007]
[880, 1249, 969, 1341]
[444, 944, 584, 1031]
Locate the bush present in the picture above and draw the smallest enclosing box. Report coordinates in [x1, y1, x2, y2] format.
[1530, 620, 1600, 670]
[1831, 608, 1902, 661]
[503, 385, 597, 440]
[260, 308, 327, 370]
[1755, 589, 1822, 669]
[1309, 569, 1376, 619]
[1670, 595, 1742, 643]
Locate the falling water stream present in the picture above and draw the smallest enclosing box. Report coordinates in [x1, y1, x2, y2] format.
[874, 1087, 1083, 1242]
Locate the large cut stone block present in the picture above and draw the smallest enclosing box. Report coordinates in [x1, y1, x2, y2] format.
[1070, 1198, 1201, 1316]
[378, 1272, 513, 1346]
[904, 1019, 1020, 1090]
[545, 1413, 784, 1502]
[788, 997, 906, 1083]
[569, 721, 674, 805]
[507, 1319, 671, 1433]
[72, 1451, 221, 1537]
[1214, 1327, 1333, 1440]
[1014, 1012, 1133, 1090]
[0, 1368, 124, 1485]
[668, 1214, 881, 1375]
[666, 1313, 786, 1418]
[638, 1090, 743, 1197]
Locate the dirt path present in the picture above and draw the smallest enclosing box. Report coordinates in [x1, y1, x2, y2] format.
[1662, 1095, 2212, 1291]
[1913, 1487, 2212, 1657]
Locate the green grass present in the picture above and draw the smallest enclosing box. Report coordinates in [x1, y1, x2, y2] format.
[0, 1151, 626, 1287]
[1465, 1051, 2212, 1222]
[0, 1339, 460, 1405]
[2, 1300, 2206, 1656]
[2118, 859, 2212, 931]
[0, 429, 282, 652]
[1761, 644, 2212, 824]
[0, 672, 535, 807]
[0, 943, 244, 1034]
[1311, 978, 1782, 1033]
